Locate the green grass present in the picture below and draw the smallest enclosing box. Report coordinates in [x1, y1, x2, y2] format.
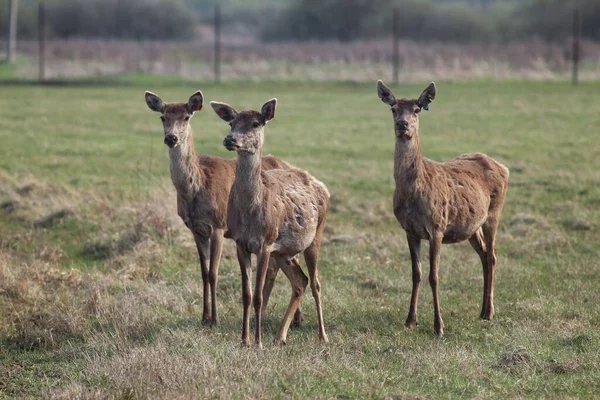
[1, 80, 599, 398]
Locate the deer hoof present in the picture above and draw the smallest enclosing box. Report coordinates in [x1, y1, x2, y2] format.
[434, 322, 445, 337]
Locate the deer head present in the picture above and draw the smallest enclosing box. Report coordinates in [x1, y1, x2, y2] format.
[377, 80, 436, 139]
[145, 91, 204, 148]
[210, 99, 276, 155]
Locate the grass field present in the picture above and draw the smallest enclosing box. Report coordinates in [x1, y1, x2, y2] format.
[1, 80, 599, 398]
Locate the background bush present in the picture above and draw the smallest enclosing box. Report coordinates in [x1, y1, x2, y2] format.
[0, 0, 599, 42]
[0, 0, 195, 40]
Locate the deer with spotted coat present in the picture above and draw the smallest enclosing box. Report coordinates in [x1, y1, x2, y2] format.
[144, 90, 303, 327]
[211, 98, 330, 347]
[377, 80, 509, 336]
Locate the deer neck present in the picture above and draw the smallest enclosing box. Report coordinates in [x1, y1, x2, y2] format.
[168, 127, 204, 197]
[233, 149, 264, 212]
[394, 133, 425, 198]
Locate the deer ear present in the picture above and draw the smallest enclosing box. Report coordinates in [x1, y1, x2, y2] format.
[187, 90, 204, 114]
[377, 80, 396, 107]
[145, 91, 165, 113]
[417, 82, 436, 111]
[210, 101, 238, 122]
[261, 98, 277, 122]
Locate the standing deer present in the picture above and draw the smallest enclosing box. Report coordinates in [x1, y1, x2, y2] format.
[211, 98, 330, 347]
[377, 80, 509, 336]
[144, 90, 303, 326]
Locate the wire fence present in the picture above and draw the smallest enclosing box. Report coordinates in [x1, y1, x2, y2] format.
[3, 3, 599, 84]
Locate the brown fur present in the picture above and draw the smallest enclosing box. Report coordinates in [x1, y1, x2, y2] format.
[211, 98, 330, 347]
[377, 80, 509, 336]
[144, 91, 302, 326]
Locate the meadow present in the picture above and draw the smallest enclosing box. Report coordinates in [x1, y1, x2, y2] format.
[0, 79, 599, 398]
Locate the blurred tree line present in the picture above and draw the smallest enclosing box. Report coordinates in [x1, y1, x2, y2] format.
[262, 0, 600, 42]
[0, 0, 599, 42]
[0, 0, 195, 40]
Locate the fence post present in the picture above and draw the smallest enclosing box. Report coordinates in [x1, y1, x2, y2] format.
[392, 6, 399, 84]
[214, 4, 221, 83]
[6, 0, 19, 63]
[38, 2, 46, 81]
[572, 8, 580, 86]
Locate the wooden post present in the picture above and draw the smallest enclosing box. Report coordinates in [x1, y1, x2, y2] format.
[214, 4, 221, 83]
[572, 8, 580, 86]
[6, 0, 19, 63]
[38, 2, 46, 81]
[392, 7, 399, 84]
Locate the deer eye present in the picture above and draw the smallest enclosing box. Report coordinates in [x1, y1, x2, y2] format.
[252, 121, 260, 128]
[414, 107, 421, 114]
[184, 116, 190, 122]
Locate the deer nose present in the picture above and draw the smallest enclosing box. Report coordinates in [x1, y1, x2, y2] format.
[223, 135, 238, 150]
[396, 120, 409, 131]
[164, 134, 178, 147]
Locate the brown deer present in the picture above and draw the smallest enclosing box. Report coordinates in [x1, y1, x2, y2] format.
[144, 90, 303, 326]
[211, 98, 330, 347]
[377, 80, 509, 336]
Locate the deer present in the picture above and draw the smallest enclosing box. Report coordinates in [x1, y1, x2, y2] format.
[376, 80, 509, 336]
[210, 98, 330, 348]
[144, 90, 303, 327]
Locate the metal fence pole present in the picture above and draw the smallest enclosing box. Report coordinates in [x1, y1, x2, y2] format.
[38, 2, 46, 81]
[214, 4, 221, 83]
[6, 0, 19, 63]
[392, 7, 399, 84]
[572, 8, 580, 86]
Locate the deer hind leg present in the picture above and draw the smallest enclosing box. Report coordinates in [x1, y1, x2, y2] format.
[194, 234, 211, 324]
[273, 255, 309, 345]
[303, 238, 328, 343]
[405, 233, 422, 329]
[429, 235, 444, 336]
[262, 256, 304, 327]
[468, 228, 489, 320]
[208, 229, 225, 325]
[261, 257, 279, 317]
[481, 220, 499, 320]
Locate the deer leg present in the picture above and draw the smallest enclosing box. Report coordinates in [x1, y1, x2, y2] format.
[468, 228, 489, 320]
[262, 256, 304, 327]
[194, 234, 211, 324]
[303, 238, 328, 343]
[253, 250, 271, 349]
[405, 233, 422, 329]
[273, 256, 309, 345]
[429, 235, 444, 336]
[481, 221, 498, 320]
[236, 246, 253, 347]
[208, 229, 224, 325]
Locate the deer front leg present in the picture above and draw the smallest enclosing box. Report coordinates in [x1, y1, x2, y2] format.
[429, 234, 444, 336]
[405, 233, 422, 329]
[208, 229, 225, 325]
[482, 222, 498, 320]
[236, 246, 253, 347]
[194, 234, 211, 324]
[253, 250, 272, 349]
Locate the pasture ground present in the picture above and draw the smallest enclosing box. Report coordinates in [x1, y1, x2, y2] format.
[0, 80, 599, 398]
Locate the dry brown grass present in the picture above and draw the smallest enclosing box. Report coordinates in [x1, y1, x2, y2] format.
[11, 38, 600, 81]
